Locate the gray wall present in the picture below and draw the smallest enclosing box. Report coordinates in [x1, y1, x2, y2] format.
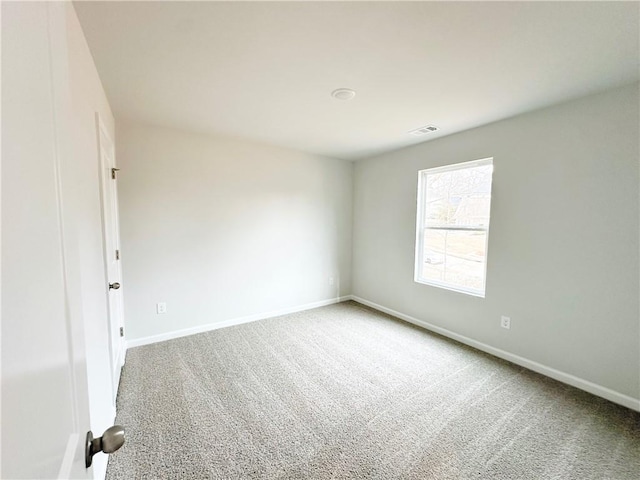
[352, 83, 639, 400]
[116, 121, 353, 341]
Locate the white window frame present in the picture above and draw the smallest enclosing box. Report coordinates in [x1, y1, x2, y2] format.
[414, 157, 493, 297]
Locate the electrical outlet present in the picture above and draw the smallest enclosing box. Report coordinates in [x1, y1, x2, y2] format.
[157, 302, 167, 314]
[501, 316, 511, 329]
[329, 276, 335, 286]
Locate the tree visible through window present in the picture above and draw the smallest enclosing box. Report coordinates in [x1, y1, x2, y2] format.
[415, 158, 493, 297]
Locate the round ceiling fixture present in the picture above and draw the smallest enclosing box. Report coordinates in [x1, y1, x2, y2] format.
[331, 88, 356, 100]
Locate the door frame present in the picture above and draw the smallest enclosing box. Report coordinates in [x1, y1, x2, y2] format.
[96, 113, 126, 404]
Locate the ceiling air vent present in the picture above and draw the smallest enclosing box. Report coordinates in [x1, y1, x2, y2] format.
[408, 125, 439, 136]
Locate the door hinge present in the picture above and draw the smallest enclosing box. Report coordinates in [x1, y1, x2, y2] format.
[119, 327, 124, 337]
[111, 167, 120, 180]
[115, 249, 120, 260]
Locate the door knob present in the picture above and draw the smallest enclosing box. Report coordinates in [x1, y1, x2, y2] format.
[85, 425, 125, 467]
[109, 282, 120, 290]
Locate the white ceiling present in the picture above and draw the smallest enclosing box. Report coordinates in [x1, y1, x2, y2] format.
[74, 1, 639, 161]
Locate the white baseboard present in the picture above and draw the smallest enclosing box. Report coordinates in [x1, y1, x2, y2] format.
[126, 296, 352, 349]
[348, 295, 640, 412]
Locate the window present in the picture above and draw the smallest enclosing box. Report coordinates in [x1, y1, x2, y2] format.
[415, 158, 493, 297]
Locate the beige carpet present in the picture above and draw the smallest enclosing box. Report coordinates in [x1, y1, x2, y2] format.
[107, 301, 640, 479]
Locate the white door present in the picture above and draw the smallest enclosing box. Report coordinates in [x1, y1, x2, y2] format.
[2, 3, 121, 478]
[97, 115, 126, 402]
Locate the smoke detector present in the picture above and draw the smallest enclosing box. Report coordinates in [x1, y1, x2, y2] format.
[408, 125, 439, 136]
[331, 88, 356, 100]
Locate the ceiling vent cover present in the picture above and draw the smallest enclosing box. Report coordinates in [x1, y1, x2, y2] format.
[409, 125, 439, 136]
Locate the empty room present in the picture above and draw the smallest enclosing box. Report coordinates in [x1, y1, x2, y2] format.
[2, 1, 639, 479]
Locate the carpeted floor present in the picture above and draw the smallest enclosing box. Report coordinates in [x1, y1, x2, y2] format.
[107, 301, 640, 479]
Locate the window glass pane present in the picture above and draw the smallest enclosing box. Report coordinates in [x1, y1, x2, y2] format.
[424, 164, 492, 228]
[421, 229, 446, 282]
[421, 229, 487, 292]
